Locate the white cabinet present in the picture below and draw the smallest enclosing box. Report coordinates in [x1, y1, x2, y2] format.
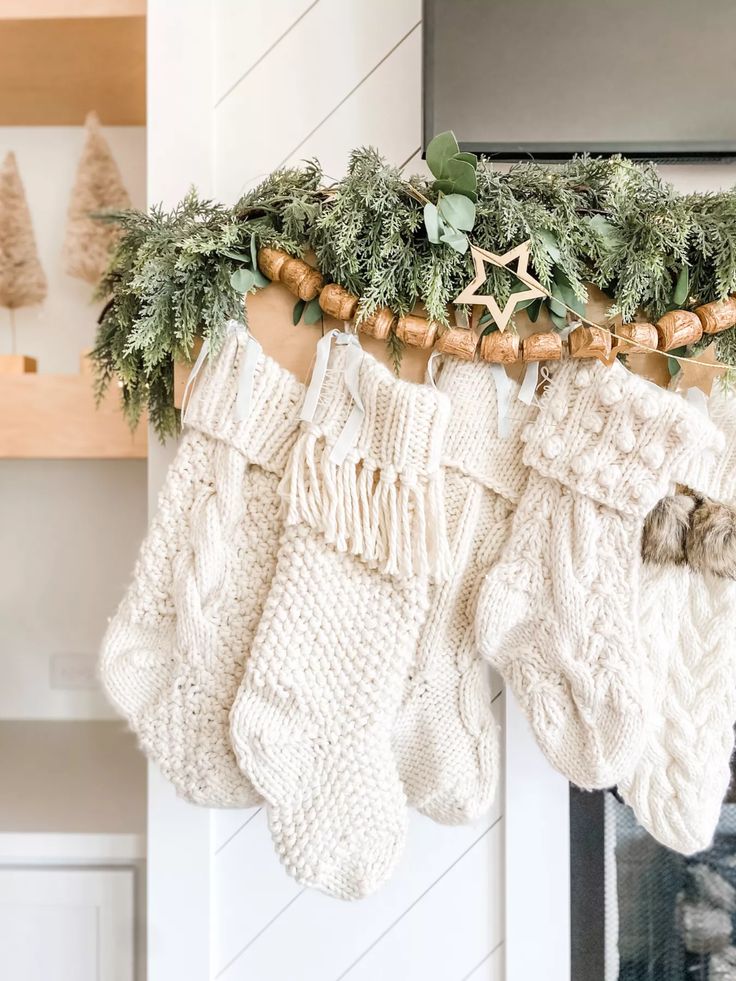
[0, 866, 135, 981]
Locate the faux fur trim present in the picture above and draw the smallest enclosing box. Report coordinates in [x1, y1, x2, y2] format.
[642, 490, 698, 566]
[687, 498, 736, 579]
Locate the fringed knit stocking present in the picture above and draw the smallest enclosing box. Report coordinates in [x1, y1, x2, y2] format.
[475, 359, 723, 789]
[621, 389, 736, 853]
[230, 340, 450, 899]
[394, 359, 534, 823]
[101, 326, 304, 806]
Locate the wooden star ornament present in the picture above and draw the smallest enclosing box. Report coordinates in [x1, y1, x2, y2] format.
[454, 241, 547, 332]
[675, 342, 727, 397]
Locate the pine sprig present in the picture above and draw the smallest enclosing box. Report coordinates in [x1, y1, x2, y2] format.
[93, 151, 736, 439]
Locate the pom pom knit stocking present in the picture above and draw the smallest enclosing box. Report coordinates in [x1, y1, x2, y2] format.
[475, 359, 723, 789]
[230, 337, 450, 899]
[621, 389, 736, 853]
[394, 359, 534, 823]
[101, 326, 304, 806]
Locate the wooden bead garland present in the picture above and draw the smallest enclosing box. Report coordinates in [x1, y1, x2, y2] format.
[436, 328, 478, 361]
[257, 246, 324, 301]
[319, 283, 359, 321]
[617, 322, 658, 353]
[522, 332, 562, 362]
[479, 330, 521, 364]
[396, 314, 438, 349]
[569, 325, 611, 360]
[656, 310, 703, 351]
[359, 308, 395, 340]
[695, 296, 736, 334]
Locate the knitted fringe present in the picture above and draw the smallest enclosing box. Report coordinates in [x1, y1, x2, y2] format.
[282, 431, 451, 582]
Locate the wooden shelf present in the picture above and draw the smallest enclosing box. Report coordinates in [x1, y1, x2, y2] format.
[0, 15, 145, 125]
[0, 1, 145, 18]
[0, 354, 146, 459]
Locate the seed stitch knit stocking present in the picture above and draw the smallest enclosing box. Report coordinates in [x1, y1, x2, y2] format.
[475, 359, 723, 789]
[621, 389, 736, 854]
[394, 359, 534, 823]
[101, 326, 303, 806]
[230, 343, 450, 898]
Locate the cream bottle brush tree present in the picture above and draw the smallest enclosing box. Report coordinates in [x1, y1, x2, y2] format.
[0, 151, 47, 356]
[63, 111, 130, 286]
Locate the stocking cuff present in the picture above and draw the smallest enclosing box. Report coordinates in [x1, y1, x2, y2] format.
[684, 386, 736, 503]
[283, 344, 451, 581]
[437, 358, 534, 504]
[522, 359, 724, 517]
[185, 325, 304, 476]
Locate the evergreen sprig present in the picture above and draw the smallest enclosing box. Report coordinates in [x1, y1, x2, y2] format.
[93, 149, 736, 439]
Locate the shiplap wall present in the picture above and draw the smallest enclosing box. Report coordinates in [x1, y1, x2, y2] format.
[207, 4, 504, 979]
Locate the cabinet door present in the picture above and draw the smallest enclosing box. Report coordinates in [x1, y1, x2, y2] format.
[0, 867, 134, 981]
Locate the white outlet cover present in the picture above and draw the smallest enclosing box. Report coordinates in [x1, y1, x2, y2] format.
[50, 653, 99, 691]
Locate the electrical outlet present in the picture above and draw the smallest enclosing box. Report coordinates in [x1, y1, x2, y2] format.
[50, 653, 98, 690]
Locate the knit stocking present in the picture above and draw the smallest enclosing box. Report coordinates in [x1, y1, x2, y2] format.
[475, 359, 723, 789]
[230, 340, 450, 898]
[101, 326, 303, 806]
[394, 359, 533, 823]
[621, 389, 736, 853]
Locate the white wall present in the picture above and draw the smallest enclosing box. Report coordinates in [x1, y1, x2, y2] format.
[145, 3, 736, 978]
[0, 124, 148, 721]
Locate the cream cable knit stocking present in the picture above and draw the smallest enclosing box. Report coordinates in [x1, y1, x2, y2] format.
[230, 344, 450, 899]
[394, 359, 534, 823]
[621, 389, 736, 853]
[101, 326, 304, 806]
[475, 359, 723, 789]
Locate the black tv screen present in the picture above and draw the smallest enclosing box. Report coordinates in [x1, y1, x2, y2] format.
[423, 0, 736, 161]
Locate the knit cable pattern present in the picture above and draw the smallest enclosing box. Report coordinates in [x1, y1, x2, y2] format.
[476, 358, 724, 789]
[394, 359, 534, 823]
[621, 387, 736, 853]
[100, 330, 304, 806]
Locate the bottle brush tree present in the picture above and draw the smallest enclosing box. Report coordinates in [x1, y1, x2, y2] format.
[63, 111, 131, 286]
[0, 150, 47, 354]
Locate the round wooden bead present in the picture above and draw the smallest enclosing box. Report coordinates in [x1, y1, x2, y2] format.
[617, 322, 658, 353]
[396, 315, 438, 349]
[479, 331, 521, 364]
[257, 247, 290, 282]
[359, 307, 396, 340]
[656, 310, 703, 351]
[436, 328, 478, 361]
[319, 283, 359, 321]
[280, 258, 324, 301]
[522, 332, 563, 362]
[695, 296, 736, 334]
[568, 325, 611, 360]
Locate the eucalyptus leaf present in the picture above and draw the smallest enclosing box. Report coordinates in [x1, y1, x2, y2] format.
[538, 228, 562, 263]
[548, 293, 567, 318]
[303, 297, 322, 324]
[478, 310, 494, 326]
[222, 248, 251, 262]
[438, 193, 476, 231]
[440, 228, 469, 254]
[250, 232, 259, 270]
[550, 309, 568, 331]
[230, 267, 256, 293]
[453, 151, 477, 168]
[673, 265, 690, 305]
[253, 270, 270, 288]
[433, 178, 454, 196]
[292, 299, 306, 325]
[444, 157, 477, 199]
[424, 202, 442, 244]
[527, 298, 543, 323]
[426, 131, 460, 179]
[481, 322, 499, 337]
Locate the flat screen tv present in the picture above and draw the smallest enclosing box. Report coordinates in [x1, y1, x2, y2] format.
[423, 0, 736, 161]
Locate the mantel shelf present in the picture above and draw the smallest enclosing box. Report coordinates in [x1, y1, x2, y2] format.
[0, 354, 146, 459]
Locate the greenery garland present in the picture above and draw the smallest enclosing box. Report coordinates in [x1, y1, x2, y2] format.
[93, 142, 736, 439]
